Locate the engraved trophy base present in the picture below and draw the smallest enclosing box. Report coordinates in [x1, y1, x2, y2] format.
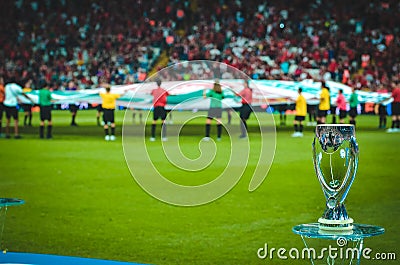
[318, 217, 354, 235]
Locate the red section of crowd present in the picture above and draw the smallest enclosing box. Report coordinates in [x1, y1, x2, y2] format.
[167, 0, 399, 91]
[0, 0, 399, 92]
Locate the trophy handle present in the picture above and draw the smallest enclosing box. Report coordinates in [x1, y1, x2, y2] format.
[339, 136, 359, 203]
[313, 138, 334, 195]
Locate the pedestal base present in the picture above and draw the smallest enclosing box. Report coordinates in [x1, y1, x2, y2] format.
[292, 223, 384, 265]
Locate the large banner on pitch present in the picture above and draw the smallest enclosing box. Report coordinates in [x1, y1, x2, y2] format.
[21, 79, 392, 110]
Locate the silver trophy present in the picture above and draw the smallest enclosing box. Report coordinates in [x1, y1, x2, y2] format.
[312, 124, 359, 232]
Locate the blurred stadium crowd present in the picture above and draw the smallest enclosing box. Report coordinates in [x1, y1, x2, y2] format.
[1, 0, 399, 91]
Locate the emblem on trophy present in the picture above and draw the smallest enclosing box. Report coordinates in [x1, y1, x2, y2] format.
[312, 124, 359, 232]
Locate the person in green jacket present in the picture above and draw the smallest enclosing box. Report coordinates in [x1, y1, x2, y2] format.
[38, 82, 53, 139]
[203, 79, 225, 141]
[348, 87, 359, 126]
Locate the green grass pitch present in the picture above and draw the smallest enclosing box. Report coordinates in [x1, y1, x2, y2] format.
[0, 109, 398, 264]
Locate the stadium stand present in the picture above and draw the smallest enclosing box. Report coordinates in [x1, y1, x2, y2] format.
[166, 0, 399, 91]
[0, 0, 399, 91]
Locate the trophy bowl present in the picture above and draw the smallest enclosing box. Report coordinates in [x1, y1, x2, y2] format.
[312, 124, 359, 233]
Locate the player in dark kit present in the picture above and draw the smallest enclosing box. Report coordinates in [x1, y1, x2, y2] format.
[100, 84, 120, 141]
[335, 89, 347, 124]
[96, 104, 103, 126]
[276, 104, 287, 126]
[237, 79, 253, 138]
[0, 77, 5, 137]
[203, 79, 225, 141]
[375, 101, 388, 129]
[292, 88, 307, 137]
[348, 87, 358, 126]
[317, 81, 330, 124]
[38, 82, 53, 139]
[3, 79, 34, 138]
[150, 79, 170, 141]
[66, 81, 79, 126]
[387, 83, 400, 133]
[22, 79, 34, 126]
[306, 104, 317, 126]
